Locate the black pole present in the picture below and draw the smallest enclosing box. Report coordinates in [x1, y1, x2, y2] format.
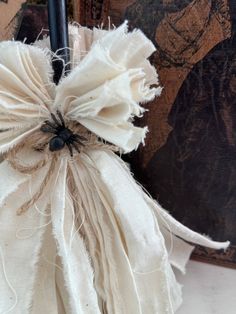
[47, 0, 70, 84]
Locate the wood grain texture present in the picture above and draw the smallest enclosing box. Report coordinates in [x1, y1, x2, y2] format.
[73, 0, 236, 268]
[0, 0, 26, 40]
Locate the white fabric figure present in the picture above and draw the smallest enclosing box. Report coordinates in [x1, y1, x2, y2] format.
[0, 22, 229, 314]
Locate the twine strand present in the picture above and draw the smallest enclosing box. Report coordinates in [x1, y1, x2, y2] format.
[17, 156, 57, 215]
[5, 121, 117, 215]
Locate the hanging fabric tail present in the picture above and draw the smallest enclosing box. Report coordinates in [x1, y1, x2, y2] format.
[50, 157, 101, 314]
[85, 148, 185, 313]
[70, 157, 143, 314]
[102, 150, 230, 274]
[149, 199, 230, 272]
[83, 148, 229, 313]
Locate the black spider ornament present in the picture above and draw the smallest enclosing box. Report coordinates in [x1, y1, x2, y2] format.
[40, 110, 86, 156]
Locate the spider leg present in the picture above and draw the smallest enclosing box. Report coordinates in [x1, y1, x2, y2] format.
[73, 134, 87, 141]
[71, 141, 81, 154]
[56, 110, 65, 127]
[44, 120, 57, 130]
[74, 138, 85, 147]
[66, 142, 74, 157]
[51, 112, 61, 127]
[72, 134, 86, 146]
[40, 124, 57, 134]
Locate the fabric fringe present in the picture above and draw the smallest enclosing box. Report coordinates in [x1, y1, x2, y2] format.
[0, 163, 52, 313]
[0, 147, 230, 313]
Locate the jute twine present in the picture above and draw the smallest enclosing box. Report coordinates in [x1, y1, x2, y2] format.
[5, 122, 118, 215]
[5, 132, 58, 215]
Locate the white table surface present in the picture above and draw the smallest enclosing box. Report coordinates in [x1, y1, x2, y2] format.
[175, 260, 236, 314]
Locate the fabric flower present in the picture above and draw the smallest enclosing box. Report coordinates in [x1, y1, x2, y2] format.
[0, 22, 229, 314]
[0, 22, 161, 155]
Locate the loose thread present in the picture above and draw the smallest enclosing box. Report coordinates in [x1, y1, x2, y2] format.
[0, 246, 18, 313]
[42, 254, 64, 273]
[15, 219, 52, 240]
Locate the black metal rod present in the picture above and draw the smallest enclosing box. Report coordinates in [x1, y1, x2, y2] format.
[47, 0, 70, 84]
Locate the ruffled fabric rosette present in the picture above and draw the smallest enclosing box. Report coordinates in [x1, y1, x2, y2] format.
[0, 22, 229, 314]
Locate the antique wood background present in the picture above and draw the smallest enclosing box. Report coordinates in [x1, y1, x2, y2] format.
[5, 0, 236, 267]
[75, 0, 236, 268]
[0, 0, 26, 40]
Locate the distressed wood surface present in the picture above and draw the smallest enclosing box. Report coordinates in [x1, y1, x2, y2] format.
[72, 0, 236, 268]
[0, 0, 26, 40]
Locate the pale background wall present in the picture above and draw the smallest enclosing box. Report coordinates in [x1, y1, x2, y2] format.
[175, 261, 236, 314]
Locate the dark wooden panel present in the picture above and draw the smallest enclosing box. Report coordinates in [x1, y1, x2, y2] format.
[74, 0, 236, 268]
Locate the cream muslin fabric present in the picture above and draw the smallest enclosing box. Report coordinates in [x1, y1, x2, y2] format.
[0, 22, 229, 314]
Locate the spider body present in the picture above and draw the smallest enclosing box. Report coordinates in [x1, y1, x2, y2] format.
[40, 110, 86, 156]
[49, 128, 73, 151]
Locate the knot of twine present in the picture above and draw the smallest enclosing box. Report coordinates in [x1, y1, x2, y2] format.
[5, 121, 118, 215]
